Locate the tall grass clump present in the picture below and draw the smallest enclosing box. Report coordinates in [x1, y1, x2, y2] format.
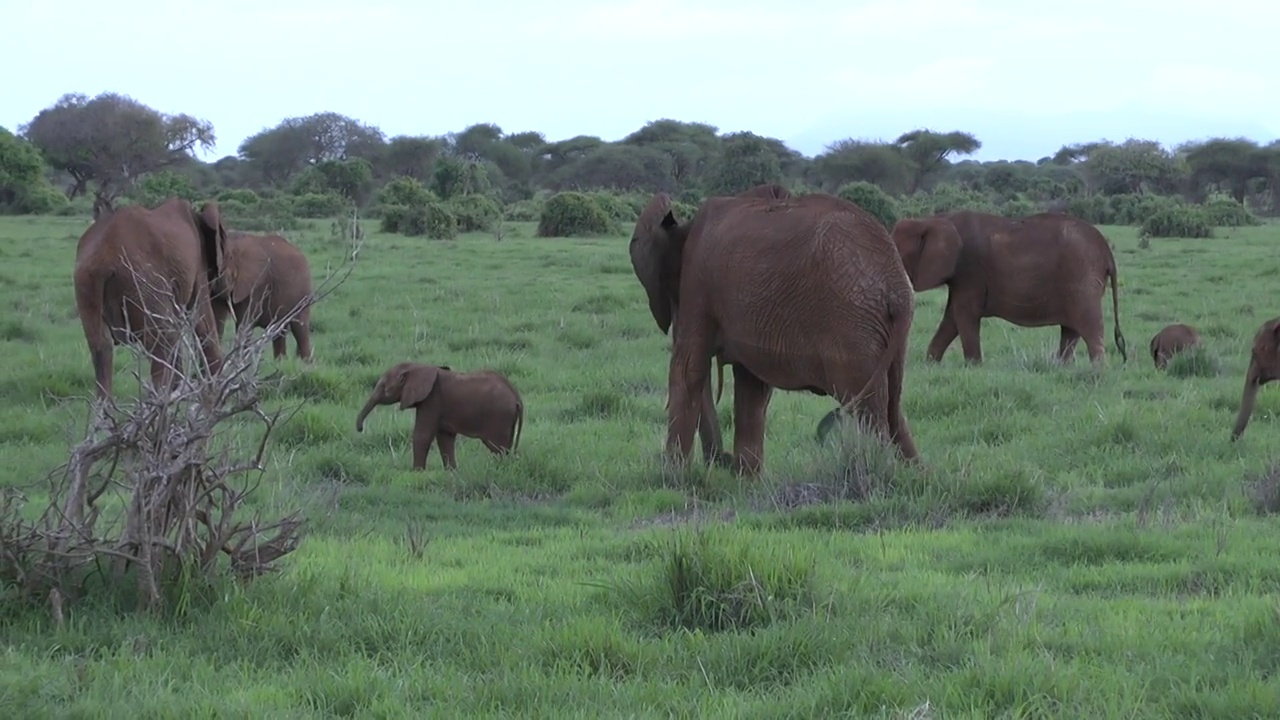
[1165, 345, 1222, 378]
[629, 527, 822, 634]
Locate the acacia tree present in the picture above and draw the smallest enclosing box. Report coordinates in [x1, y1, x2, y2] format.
[1182, 137, 1269, 203]
[238, 111, 385, 186]
[702, 131, 785, 196]
[21, 92, 215, 214]
[895, 129, 982, 194]
[813, 139, 913, 195]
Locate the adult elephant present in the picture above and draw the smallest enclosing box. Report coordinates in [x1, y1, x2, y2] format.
[628, 182, 791, 469]
[212, 231, 314, 361]
[630, 190, 920, 476]
[73, 197, 230, 402]
[891, 210, 1128, 365]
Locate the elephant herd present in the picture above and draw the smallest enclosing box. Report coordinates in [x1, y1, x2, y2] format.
[67, 189, 1280, 476]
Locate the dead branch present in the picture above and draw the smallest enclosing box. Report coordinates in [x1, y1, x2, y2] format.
[0, 216, 363, 614]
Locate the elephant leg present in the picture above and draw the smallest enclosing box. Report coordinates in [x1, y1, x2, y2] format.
[953, 308, 984, 364]
[1057, 327, 1081, 364]
[410, 409, 439, 470]
[291, 319, 313, 363]
[666, 326, 716, 465]
[272, 335, 288, 359]
[886, 348, 920, 462]
[193, 292, 225, 379]
[698, 378, 730, 467]
[926, 302, 960, 362]
[437, 432, 458, 470]
[730, 364, 773, 476]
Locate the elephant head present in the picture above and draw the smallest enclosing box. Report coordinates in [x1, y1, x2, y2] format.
[1232, 318, 1280, 440]
[629, 193, 686, 335]
[891, 217, 964, 291]
[356, 363, 452, 431]
[194, 200, 230, 298]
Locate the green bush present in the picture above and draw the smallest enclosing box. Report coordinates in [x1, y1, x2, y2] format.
[536, 192, 613, 238]
[378, 176, 438, 209]
[998, 197, 1040, 218]
[1140, 206, 1214, 239]
[588, 191, 641, 223]
[506, 198, 544, 222]
[7, 184, 67, 215]
[1201, 196, 1260, 227]
[898, 184, 1000, 218]
[217, 197, 301, 232]
[217, 188, 260, 205]
[380, 202, 457, 240]
[447, 193, 502, 232]
[291, 191, 350, 218]
[836, 181, 899, 230]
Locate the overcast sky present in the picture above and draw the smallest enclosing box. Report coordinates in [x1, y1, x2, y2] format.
[3, 0, 1276, 162]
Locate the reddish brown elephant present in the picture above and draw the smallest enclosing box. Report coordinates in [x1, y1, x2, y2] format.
[891, 210, 1128, 365]
[628, 182, 792, 469]
[356, 362, 524, 470]
[1231, 317, 1280, 441]
[72, 197, 230, 401]
[212, 231, 314, 362]
[630, 190, 919, 476]
[1150, 323, 1201, 370]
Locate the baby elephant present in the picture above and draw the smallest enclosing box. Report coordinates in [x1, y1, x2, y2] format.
[1150, 323, 1201, 370]
[355, 362, 524, 470]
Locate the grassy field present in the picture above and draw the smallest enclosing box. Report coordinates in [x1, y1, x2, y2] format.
[3, 212, 1280, 718]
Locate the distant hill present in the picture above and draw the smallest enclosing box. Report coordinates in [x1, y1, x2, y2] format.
[784, 108, 1279, 162]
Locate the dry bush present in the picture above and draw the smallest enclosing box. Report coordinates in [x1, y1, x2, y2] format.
[0, 224, 362, 615]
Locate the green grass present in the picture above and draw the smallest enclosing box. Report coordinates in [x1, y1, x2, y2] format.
[3, 214, 1280, 717]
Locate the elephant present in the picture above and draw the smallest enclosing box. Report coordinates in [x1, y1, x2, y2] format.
[355, 362, 524, 470]
[1231, 317, 1280, 441]
[72, 197, 230, 402]
[211, 230, 314, 361]
[890, 210, 1128, 365]
[1150, 323, 1201, 370]
[630, 189, 919, 476]
[628, 182, 792, 469]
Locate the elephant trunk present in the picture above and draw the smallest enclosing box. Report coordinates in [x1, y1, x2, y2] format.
[355, 386, 384, 433]
[1232, 361, 1262, 441]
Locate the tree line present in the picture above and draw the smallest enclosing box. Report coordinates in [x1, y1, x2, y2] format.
[2, 91, 1277, 241]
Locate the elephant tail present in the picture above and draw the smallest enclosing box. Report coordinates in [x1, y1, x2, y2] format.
[73, 262, 114, 398]
[840, 290, 913, 416]
[1108, 263, 1128, 363]
[511, 398, 524, 452]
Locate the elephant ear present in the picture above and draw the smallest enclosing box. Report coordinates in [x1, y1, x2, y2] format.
[897, 218, 962, 291]
[399, 364, 441, 410]
[195, 201, 229, 295]
[629, 193, 680, 334]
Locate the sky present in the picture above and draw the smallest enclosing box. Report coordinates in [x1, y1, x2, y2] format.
[3, 0, 1277, 163]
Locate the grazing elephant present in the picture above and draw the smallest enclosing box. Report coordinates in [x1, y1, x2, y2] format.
[1231, 317, 1280, 441]
[355, 362, 524, 470]
[72, 197, 230, 401]
[891, 210, 1128, 365]
[212, 231, 314, 361]
[629, 182, 792, 469]
[1150, 323, 1201, 370]
[630, 190, 919, 476]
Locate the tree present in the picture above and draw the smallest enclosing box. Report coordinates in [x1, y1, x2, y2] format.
[895, 129, 982, 193]
[813, 140, 913, 195]
[621, 119, 723, 190]
[1064, 139, 1187, 196]
[0, 126, 64, 214]
[702, 131, 785, 196]
[548, 144, 675, 194]
[238, 111, 384, 186]
[378, 135, 442, 183]
[1183, 137, 1267, 203]
[21, 92, 215, 212]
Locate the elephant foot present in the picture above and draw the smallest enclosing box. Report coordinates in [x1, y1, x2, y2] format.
[704, 450, 734, 468]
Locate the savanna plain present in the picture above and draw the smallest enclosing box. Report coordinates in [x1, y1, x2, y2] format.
[4, 213, 1280, 718]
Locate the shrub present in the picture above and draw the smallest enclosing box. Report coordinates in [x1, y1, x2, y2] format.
[7, 183, 67, 215]
[381, 202, 457, 240]
[1067, 195, 1115, 225]
[1140, 206, 1214, 239]
[217, 197, 301, 232]
[898, 183, 999, 218]
[291, 191, 349, 219]
[1201, 196, 1260, 227]
[378, 176, 438, 209]
[536, 192, 613, 237]
[998, 197, 1040, 218]
[506, 198, 544, 222]
[589, 191, 641, 223]
[447, 193, 502, 232]
[217, 188, 260, 205]
[836, 181, 899, 230]
[671, 201, 700, 223]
